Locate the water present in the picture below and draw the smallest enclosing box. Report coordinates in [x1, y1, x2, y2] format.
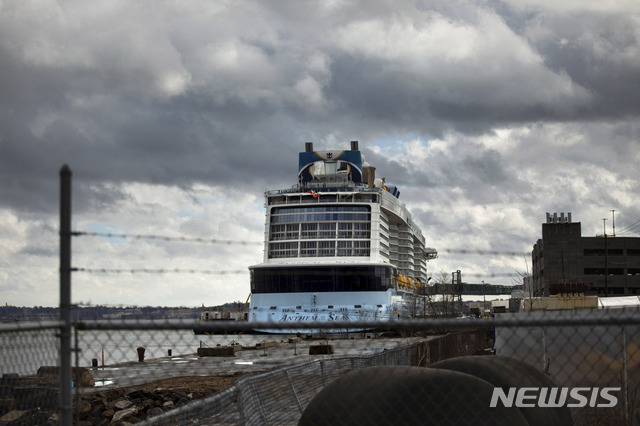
[0, 328, 283, 376]
[0, 328, 58, 376]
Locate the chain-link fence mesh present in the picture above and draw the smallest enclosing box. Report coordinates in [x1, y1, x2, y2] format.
[1, 310, 639, 425]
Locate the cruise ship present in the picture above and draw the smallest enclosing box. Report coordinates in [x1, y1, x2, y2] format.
[248, 141, 437, 332]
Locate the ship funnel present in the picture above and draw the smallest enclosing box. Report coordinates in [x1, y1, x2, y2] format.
[305, 142, 314, 152]
[351, 140, 359, 151]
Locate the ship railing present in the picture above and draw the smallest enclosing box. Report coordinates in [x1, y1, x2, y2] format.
[265, 182, 376, 196]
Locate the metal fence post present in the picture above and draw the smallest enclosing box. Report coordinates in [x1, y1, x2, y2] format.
[284, 370, 303, 413]
[59, 165, 72, 425]
[622, 326, 629, 425]
[541, 328, 547, 373]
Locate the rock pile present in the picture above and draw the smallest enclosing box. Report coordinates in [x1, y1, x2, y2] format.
[0, 375, 237, 425]
[74, 387, 205, 425]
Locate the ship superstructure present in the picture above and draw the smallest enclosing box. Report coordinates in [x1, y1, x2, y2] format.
[249, 141, 437, 332]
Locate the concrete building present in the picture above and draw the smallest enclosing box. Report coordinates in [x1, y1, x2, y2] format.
[531, 212, 640, 296]
[521, 293, 599, 311]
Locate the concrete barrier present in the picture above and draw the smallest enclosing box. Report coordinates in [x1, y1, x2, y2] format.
[197, 347, 235, 357]
[309, 344, 334, 355]
[36, 366, 95, 387]
[256, 341, 277, 349]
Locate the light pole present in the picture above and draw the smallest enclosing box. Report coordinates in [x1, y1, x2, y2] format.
[482, 280, 486, 317]
[603, 218, 609, 297]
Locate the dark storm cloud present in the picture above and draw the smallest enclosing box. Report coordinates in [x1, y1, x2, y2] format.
[520, 9, 640, 119]
[1, 1, 636, 213]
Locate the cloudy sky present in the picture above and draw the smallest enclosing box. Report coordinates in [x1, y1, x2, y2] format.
[1, 0, 639, 308]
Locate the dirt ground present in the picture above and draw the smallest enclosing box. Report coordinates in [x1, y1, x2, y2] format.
[117, 373, 245, 396]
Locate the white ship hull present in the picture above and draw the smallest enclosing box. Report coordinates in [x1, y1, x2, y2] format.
[250, 289, 410, 333]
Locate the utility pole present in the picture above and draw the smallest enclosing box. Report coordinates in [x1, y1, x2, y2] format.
[456, 270, 462, 314]
[482, 280, 486, 316]
[561, 250, 565, 286]
[59, 165, 72, 426]
[611, 209, 617, 237]
[603, 218, 608, 297]
[423, 277, 431, 318]
[451, 272, 455, 316]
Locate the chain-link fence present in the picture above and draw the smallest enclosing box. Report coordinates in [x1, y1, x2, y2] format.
[1, 310, 639, 425]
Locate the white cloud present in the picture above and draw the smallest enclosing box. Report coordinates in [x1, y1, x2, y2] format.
[501, 0, 640, 14]
[1, 182, 264, 307]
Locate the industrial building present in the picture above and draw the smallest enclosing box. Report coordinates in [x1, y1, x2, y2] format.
[531, 212, 640, 297]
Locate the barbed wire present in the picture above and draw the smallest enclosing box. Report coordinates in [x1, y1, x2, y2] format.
[438, 249, 526, 256]
[72, 268, 247, 275]
[72, 231, 529, 256]
[71, 231, 262, 246]
[70, 230, 530, 280]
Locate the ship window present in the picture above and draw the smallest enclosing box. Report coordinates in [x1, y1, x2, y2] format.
[271, 206, 371, 224]
[268, 242, 299, 259]
[296, 306, 302, 309]
[286, 224, 299, 239]
[337, 240, 352, 257]
[353, 240, 371, 256]
[270, 213, 370, 223]
[328, 305, 334, 309]
[249, 265, 394, 294]
[318, 240, 336, 257]
[319, 223, 336, 239]
[338, 222, 353, 238]
[273, 206, 370, 214]
[300, 241, 317, 257]
[353, 223, 371, 239]
[319, 194, 338, 203]
[354, 193, 379, 203]
[301, 223, 318, 239]
[270, 224, 286, 241]
[354, 305, 362, 308]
